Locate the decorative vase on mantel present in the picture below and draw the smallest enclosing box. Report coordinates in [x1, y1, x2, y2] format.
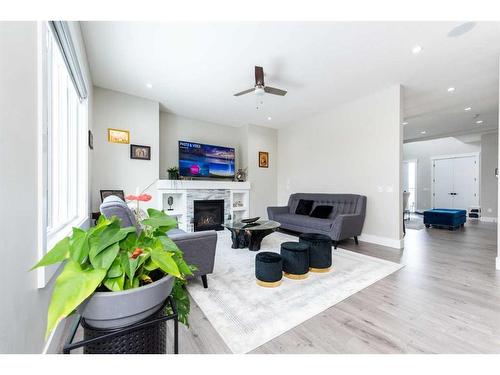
[235, 167, 247, 182]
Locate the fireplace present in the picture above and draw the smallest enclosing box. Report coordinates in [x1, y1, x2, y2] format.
[193, 199, 225, 231]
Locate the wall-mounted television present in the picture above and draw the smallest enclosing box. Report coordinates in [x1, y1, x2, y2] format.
[178, 141, 235, 179]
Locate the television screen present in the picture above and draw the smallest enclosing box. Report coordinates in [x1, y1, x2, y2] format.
[178, 141, 235, 178]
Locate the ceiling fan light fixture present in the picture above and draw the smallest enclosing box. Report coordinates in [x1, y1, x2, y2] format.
[254, 87, 265, 96]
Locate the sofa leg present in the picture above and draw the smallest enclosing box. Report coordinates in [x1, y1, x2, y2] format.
[201, 275, 208, 289]
[333, 241, 338, 249]
[354, 236, 359, 245]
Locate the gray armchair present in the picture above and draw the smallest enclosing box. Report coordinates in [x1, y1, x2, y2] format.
[268, 193, 366, 248]
[100, 195, 217, 288]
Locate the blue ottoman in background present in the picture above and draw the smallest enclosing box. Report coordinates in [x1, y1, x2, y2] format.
[423, 209, 467, 230]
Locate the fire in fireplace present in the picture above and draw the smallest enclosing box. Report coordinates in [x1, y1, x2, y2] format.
[193, 199, 224, 231]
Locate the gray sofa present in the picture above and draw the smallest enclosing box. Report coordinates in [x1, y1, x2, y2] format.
[267, 193, 367, 248]
[100, 195, 217, 288]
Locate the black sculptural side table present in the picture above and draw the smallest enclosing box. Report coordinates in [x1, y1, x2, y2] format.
[224, 220, 281, 251]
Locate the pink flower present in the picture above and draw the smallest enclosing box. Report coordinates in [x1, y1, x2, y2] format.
[130, 247, 143, 259]
[125, 194, 138, 201]
[137, 194, 152, 202]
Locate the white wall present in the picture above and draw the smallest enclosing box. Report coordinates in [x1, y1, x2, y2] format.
[159, 112, 242, 179]
[480, 132, 498, 219]
[242, 124, 278, 218]
[0, 21, 93, 353]
[403, 137, 481, 211]
[92, 87, 159, 211]
[277, 85, 403, 248]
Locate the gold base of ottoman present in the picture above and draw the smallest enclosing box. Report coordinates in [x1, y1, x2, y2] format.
[309, 267, 332, 273]
[283, 272, 309, 280]
[256, 279, 282, 288]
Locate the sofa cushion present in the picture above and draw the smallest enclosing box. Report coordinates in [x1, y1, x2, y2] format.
[274, 213, 333, 231]
[309, 205, 333, 219]
[295, 199, 314, 215]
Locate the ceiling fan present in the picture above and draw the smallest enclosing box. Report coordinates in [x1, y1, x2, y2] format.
[234, 66, 287, 97]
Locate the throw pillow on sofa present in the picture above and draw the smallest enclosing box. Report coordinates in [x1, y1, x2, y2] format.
[295, 199, 314, 215]
[309, 205, 333, 219]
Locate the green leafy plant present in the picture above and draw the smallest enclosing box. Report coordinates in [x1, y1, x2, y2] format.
[32, 208, 195, 336]
[167, 166, 179, 180]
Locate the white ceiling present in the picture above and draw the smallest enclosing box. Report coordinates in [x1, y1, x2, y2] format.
[81, 22, 500, 139]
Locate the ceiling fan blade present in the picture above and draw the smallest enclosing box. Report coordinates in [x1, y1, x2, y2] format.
[234, 88, 256, 96]
[255, 66, 264, 86]
[264, 86, 287, 96]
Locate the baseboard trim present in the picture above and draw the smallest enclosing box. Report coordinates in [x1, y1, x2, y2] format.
[358, 234, 403, 250]
[480, 216, 497, 223]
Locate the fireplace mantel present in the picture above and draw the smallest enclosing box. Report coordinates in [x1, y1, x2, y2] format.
[157, 179, 250, 191]
[156, 179, 250, 232]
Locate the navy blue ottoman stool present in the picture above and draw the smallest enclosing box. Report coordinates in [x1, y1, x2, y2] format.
[424, 209, 467, 230]
[280, 242, 310, 280]
[299, 233, 332, 273]
[255, 252, 283, 288]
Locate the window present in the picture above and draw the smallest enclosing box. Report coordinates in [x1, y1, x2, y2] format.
[42, 23, 88, 246]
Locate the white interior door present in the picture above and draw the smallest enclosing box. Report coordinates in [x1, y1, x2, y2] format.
[433, 158, 454, 208]
[452, 156, 477, 209]
[433, 155, 478, 209]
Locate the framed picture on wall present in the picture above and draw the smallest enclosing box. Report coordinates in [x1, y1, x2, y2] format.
[130, 144, 151, 160]
[107, 128, 130, 144]
[259, 151, 269, 168]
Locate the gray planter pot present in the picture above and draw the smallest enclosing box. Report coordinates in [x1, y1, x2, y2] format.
[78, 275, 175, 329]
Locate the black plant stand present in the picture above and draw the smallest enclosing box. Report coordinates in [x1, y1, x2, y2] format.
[63, 296, 178, 354]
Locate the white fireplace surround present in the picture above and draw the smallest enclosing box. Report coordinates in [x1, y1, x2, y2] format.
[157, 180, 250, 232]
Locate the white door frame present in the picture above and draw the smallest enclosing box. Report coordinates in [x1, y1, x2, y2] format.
[430, 152, 480, 209]
[403, 158, 418, 211]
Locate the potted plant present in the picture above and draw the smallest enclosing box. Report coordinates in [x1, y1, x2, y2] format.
[32, 208, 194, 342]
[167, 166, 179, 180]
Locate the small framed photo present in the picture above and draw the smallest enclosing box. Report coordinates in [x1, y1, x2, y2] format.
[100, 189, 125, 202]
[130, 144, 151, 160]
[259, 151, 269, 168]
[88, 130, 94, 150]
[108, 128, 130, 144]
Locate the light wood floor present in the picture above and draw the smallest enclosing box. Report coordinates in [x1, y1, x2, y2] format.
[173, 220, 500, 354]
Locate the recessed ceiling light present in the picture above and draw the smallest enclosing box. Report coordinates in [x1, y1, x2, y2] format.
[476, 120, 484, 124]
[411, 45, 423, 54]
[267, 116, 272, 121]
[464, 107, 472, 111]
[447, 87, 456, 93]
[146, 83, 153, 89]
[402, 121, 408, 125]
[421, 131, 427, 135]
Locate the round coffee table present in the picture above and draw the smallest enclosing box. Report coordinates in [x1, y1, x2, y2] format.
[224, 220, 281, 251]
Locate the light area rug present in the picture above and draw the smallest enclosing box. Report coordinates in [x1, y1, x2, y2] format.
[188, 230, 403, 354]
